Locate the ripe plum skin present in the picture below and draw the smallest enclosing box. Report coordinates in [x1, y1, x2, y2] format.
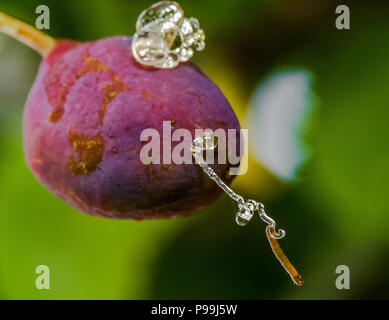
[23, 36, 241, 219]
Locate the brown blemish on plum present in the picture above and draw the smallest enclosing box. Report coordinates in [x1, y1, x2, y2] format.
[100, 78, 127, 123]
[142, 89, 150, 101]
[45, 54, 127, 123]
[83, 56, 108, 73]
[188, 92, 202, 105]
[66, 128, 105, 176]
[49, 108, 65, 123]
[83, 57, 127, 123]
[215, 120, 227, 127]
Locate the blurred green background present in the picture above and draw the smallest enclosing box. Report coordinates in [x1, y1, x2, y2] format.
[0, 0, 388, 299]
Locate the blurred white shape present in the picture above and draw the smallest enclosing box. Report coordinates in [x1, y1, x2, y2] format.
[246, 69, 317, 181]
[0, 34, 36, 111]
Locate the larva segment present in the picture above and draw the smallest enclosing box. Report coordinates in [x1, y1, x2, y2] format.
[266, 225, 303, 286]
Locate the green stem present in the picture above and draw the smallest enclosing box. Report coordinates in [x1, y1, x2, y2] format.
[0, 11, 56, 57]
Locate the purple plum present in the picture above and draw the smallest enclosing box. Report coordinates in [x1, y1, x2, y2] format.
[1, 12, 240, 219]
[24, 37, 241, 219]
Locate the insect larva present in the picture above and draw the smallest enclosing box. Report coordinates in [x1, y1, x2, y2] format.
[266, 225, 303, 286]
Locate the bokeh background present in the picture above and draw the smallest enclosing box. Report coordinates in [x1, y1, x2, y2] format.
[0, 0, 388, 299]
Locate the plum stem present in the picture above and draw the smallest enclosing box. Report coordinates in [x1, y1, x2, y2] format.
[0, 11, 56, 57]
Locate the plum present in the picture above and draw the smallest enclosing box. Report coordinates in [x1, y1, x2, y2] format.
[0, 12, 240, 219]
